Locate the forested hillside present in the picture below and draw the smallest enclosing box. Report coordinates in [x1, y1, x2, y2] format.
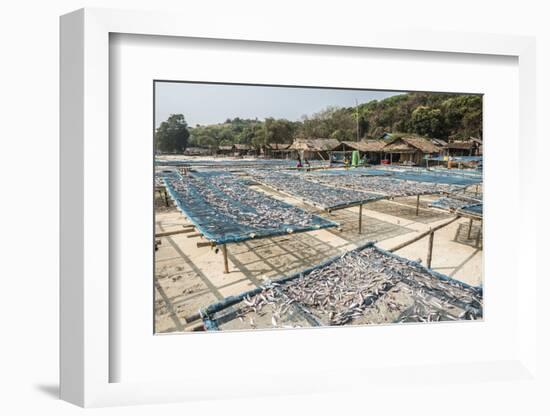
[156, 92, 482, 151]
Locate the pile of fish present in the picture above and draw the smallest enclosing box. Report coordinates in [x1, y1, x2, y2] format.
[305, 174, 464, 197]
[209, 246, 483, 330]
[250, 170, 383, 210]
[164, 172, 336, 242]
[156, 159, 327, 169]
[429, 196, 481, 211]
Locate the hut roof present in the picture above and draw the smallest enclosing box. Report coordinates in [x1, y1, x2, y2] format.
[431, 138, 448, 147]
[184, 147, 211, 155]
[290, 138, 340, 151]
[234, 144, 252, 150]
[267, 143, 291, 150]
[218, 145, 234, 151]
[445, 141, 474, 150]
[339, 140, 386, 152]
[383, 135, 441, 153]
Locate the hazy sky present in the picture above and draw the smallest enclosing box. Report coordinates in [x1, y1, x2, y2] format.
[155, 82, 403, 128]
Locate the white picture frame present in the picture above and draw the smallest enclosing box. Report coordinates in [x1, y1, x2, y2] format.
[60, 7, 539, 408]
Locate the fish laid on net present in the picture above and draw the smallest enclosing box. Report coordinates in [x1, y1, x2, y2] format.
[163, 171, 336, 243]
[250, 170, 383, 210]
[429, 196, 480, 211]
[305, 174, 464, 197]
[211, 246, 482, 330]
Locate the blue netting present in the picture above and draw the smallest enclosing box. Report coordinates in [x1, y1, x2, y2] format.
[459, 203, 483, 216]
[162, 171, 337, 244]
[390, 170, 481, 186]
[425, 155, 483, 162]
[309, 168, 393, 177]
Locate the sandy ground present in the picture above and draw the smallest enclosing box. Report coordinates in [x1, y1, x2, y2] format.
[154, 183, 482, 333]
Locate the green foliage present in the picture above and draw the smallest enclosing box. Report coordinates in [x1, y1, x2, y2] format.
[155, 114, 190, 153]
[188, 117, 299, 149]
[410, 106, 443, 137]
[159, 92, 482, 149]
[355, 92, 482, 139]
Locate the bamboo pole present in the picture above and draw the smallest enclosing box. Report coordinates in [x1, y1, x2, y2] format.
[475, 220, 482, 248]
[426, 230, 435, 268]
[467, 218, 473, 239]
[186, 233, 203, 238]
[222, 244, 229, 274]
[416, 195, 420, 216]
[388, 216, 459, 253]
[197, 241, 215, 248]
[155, 228, 195, 238]
[163, 188, 169, 207]
[358, 204, 363, 234]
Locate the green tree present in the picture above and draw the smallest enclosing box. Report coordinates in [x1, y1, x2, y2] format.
[155, 114, 190, 153]
[410, 106, 443, 137]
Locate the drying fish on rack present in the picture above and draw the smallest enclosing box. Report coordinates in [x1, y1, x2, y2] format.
[200, 243, 483, 330]
[249, 170, 384, 210]
[429, 195, 482, 211]
[162, 170, 337, 244]
[304, 174, 465, 197]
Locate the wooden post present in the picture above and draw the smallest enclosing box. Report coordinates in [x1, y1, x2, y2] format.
[358, 204, 363, 234]
[415, 195, 420, 216]
[163, 188, 169, 207]
[475, 220, 482, 248]
[426, 230, 435, 268]
[475, 184, 479, 198]
[467, 218, 473, 239]
[222, 244, 229, 274]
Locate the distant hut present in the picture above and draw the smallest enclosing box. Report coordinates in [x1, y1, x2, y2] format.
[382, 135, 442, 165]
[234, 143, 254, 157]
[289, 138, 340, 161]
[332, 140, 386, 164]
[216, 145, 235, 156]
[265, 143, 292, 159]
[431, 138, 448, 147]
[183, 146, 213, 156]
[444, 138, 481, 157]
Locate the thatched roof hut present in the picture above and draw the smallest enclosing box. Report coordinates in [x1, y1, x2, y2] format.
[290, 138, 340, 152]
[383, 135, 441, 154]
[289, 138, 340, 160]
[266, 143, 291, 150]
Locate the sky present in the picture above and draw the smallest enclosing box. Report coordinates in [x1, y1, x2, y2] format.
[154, 82, 403, 128]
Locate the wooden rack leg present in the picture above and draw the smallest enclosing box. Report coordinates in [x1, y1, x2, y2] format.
[222, 244, 229, 274]
[467, 218, 473, 239]
[163, 189, 169, 207]
[358, 204, 363, 234]
[416, 195, 420, 216]
[426, 230, 435, 268]
[475, 220, 482, 248]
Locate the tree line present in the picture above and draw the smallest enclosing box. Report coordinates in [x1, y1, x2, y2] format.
[155, 92, 482, 153]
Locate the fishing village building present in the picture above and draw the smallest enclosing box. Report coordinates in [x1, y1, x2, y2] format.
[332, 140, 387, 164]
[263, 143, 292, 159]
[444, 137, 482, 157]
[289, 138, 340, 161]
[381, 135, 442, 164]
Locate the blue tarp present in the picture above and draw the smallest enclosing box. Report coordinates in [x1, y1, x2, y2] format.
[161, 171, 338, 244]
